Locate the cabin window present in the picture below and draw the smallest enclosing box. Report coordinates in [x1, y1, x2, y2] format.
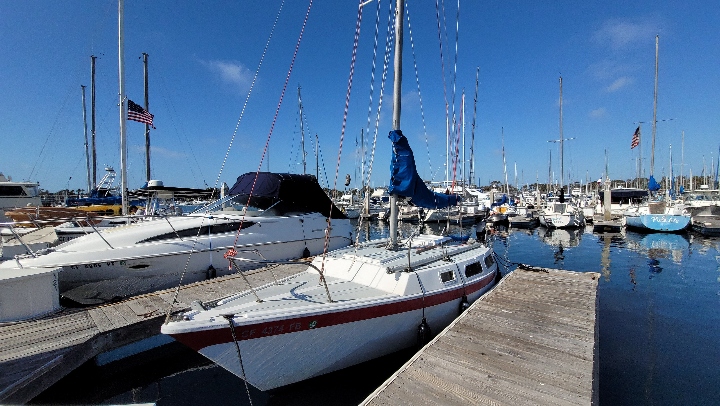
[139, 221, 255, 243]
[0, 185, 27, 197]
[439, 270, 455, 283]
[465, 262, 483, 278]
[484, 255, 495, 269]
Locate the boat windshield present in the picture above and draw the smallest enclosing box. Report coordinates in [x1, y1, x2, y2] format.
[190, 194, 268, 215]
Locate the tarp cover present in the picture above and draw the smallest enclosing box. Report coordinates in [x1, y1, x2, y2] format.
[65, 195, 122, 207]
[648, 175, 661, 192]
[491, 194, 508, 207]
[228, 172, 346, 219]
[388, 130, 460, 209]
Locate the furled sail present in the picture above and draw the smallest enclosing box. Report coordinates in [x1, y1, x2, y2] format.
[648, 175, 661, 192]
[388, 130, 460, 209]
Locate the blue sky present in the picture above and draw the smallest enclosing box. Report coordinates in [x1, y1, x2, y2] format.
[1, 1, 719, 193]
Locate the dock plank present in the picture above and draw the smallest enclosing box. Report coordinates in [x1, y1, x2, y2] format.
[0, 263, 307, 404]
[363, 267, 599, 406]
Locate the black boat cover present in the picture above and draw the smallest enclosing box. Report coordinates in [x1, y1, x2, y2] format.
[228, 172, 347, 219]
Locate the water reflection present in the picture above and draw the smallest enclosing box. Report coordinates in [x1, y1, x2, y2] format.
[537, 227, 583, 248]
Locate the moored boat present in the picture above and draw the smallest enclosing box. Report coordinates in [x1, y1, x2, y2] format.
[161, 1, 498, 392]
[0, 172, 353, 304]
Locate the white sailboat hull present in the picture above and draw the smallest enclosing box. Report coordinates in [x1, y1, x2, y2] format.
[163, 237, 497, 391]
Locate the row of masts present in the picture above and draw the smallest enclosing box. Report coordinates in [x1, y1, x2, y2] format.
[79, 0, 151, 216]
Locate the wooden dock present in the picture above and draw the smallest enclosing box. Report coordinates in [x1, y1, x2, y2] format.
[0, 263, 307, 404]
[362, 265, 599, 406]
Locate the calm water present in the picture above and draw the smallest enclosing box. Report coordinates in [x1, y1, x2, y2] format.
[32, 220, 720, 405]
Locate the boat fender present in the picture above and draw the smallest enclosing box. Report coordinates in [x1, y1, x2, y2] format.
[459, 295, 470, 314]
[206, 265, 217, 280]
[417, 317, 432, 348]
[302, 247, 311, 258]
[494, 268, 502, 284]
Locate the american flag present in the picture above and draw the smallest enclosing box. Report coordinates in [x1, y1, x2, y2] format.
[630, 126, 640, 149]
[127, 99, 154, 127]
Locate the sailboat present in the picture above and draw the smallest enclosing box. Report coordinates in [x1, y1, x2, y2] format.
[623, 35, 690, 233]
[161, 0, 498, 392]
[538, 77, 585, 229]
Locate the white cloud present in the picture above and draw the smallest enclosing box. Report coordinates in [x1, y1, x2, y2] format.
[589, 107, 606, 118]
[150, 145, 186, 159]
[606, 76, 633, 92]
[592, 18, 659, 51]
[200, 60, 253, 92]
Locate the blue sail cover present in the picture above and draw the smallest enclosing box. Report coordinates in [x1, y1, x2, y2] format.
[491, 194, 508, 207]
[388, 130, 460, 209]
[648, 175, 661, 192]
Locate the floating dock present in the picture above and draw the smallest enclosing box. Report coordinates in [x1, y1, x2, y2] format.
[362, 265, 599, 406]
[0, 263, 307, 404]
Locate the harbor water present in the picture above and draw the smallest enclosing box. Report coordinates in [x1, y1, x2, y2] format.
[31, 220, 720, 405]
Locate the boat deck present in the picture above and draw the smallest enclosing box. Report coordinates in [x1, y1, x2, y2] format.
[209, 272, 396, 317]
[362, 265, 599, 406]
[0, 263, 307, 404]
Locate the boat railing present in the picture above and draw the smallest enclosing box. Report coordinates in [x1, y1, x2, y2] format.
[222, 254, 334, 305]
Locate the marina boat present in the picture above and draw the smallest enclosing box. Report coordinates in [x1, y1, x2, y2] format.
[623, 36, 690, 233]
[539, 78, 584, 229]
[161, 2, 497, 392]
[689, 206, 720, 236]
[0, 172, 41, 223]
[622, 196, 690, 233]
[0, 172, 353, 304]
[538, 194, 585, 229]
[682, 186, 720, 209]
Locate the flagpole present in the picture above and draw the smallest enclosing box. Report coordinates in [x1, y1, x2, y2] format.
[118, 0, 128, 216]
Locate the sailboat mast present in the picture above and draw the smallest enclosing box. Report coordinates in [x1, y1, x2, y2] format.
[501, 127, 509, 194]
[91, 55, 97, 189]
[681, 130, 684, 189]
[651, 34, 658, 176]
[470, 67, 479, 186]
[81, 85, 91, 193]
[559, 76, 564, 190]
[389, 0, 403, 249]
[118, 0, 128, 216]
[143, 52, 151, 182]
[298, 85, 306, 174]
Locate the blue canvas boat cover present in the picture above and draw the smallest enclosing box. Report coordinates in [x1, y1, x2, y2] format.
[491, 194, 508, 207]
[648, 175, 661, 192]
[388, 130, 460, 209]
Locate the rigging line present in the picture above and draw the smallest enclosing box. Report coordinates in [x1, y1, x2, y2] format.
[434, 0, 451, 180]
[354, 0, 392, 247]
[28, 82, 76, 181]
[232, 0, 314, 252]
[450, 92, 462, 191]
[470, 66, 479, 185]
[316, 136, 330, 189]
[405, 1, 434, 182]
[211, 0, 286, 198]
[323, 0, 363, 272]
[155, 70, 206, 187]
[165, 1, 289, 315]
[361, 0, 382, 179]
[224, 315, 255, 406]
[362, 0, 394, 195]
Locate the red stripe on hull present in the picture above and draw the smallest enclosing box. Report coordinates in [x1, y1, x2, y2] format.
[169, 269, 496, 351]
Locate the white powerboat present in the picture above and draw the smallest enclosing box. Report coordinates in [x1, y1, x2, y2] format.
[0, 172, 353, 304]
[0, 172, 41, 223]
